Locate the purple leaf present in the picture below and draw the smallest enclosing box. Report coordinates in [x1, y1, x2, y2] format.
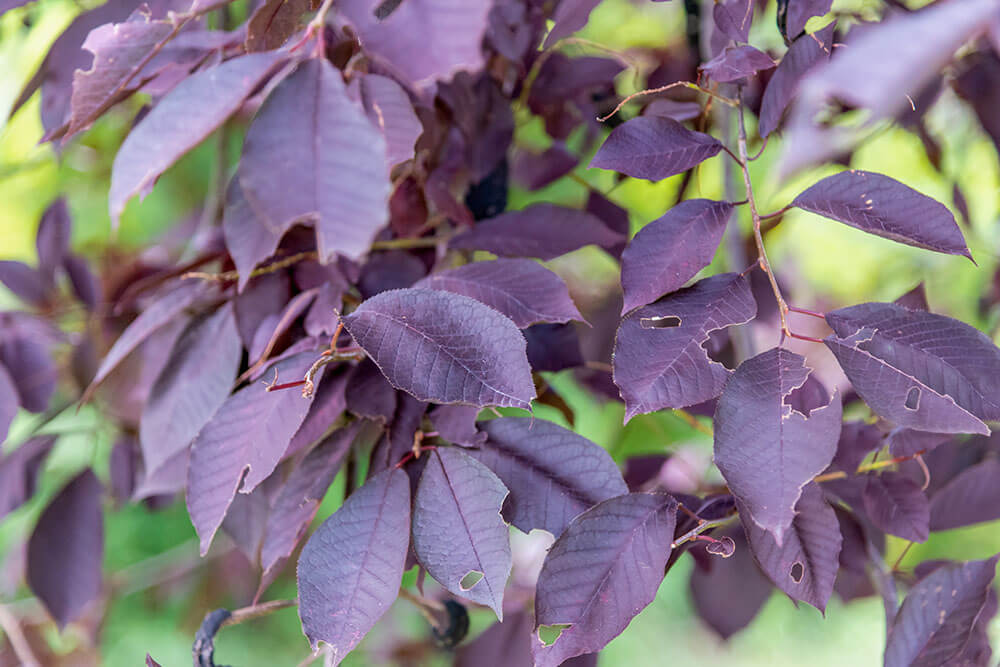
[285, 369, 350, 458]
[712, 0, 752, 42]
[146, 654, 162, 667]
[862, 471, 929, 543]
[586, 191, 629, 259]
[589, 116, 723, 182]
[511, 144, 579, 191]
[186, 352, 322, 555]
[759, 23, 835, 139]
[701, 46, 775, 83]
[339, 0, 493, 86]
[620, 199, 734, 314]
[26, 469, 104, 630]
[532, 492, 678, 667]
[613, 273, 756, 421]
[0, 364, 16, 441]
[792, 170, 972, 259]
[240, 59, 390, 263]
[36, 198, 71, 282]
[886, 428, 951, 458]
[449, 204, 623, 260]
[297, 468, 411, 655]
[416, 259, 583, 328]
[109, 52, 286, 226]
[824, 302, 1000, 434]
[525, 323, 585, 372]
[412, 448, 511, 617]
[359, 74, 421, 168]
[245, 0, 310, 52]
[830, 420, 882, 473]
[235, 273, 290, 348]
[140, 302, 241, 477]
[370, 393, 428, 473]
[544, 0, 601, 47]
[0, 436, 55, 521]
[740, 482, 841, 611]
[928, 459, 1000, 531]
[467, 417, 628, 537]
[63, 254, 100, 309]
[783, 0, 831, 38]
[884, 555, 999, 667]
[133, 447, 189, 500]
[346, 359, 398, 421]
[0, 261, 48, 305]
[357, 251, 427, 299]
[0, 337, 57, 413]
[715, 348, 842, 541]
[455, 609, 534, 667]
[222, 177, 283, 292]
[341, 288, 536, 409]
[428, 404, 486, 447]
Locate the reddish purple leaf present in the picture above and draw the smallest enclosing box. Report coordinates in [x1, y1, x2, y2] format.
[341, 288, 536, 409]
[712, 0, 752, 42]
[26, 469, 104, 630]
[140, 303, 241, 476]
[245, 0, 309, 52]
[715, 348, 842, 541]
[0, 337, 57, 413]
[412, 448, 511, 618]
[701, 46, 775, 83]
[109, 52, 286, 226]
[928, 459, 1000, 531]
[614, 273, 757, 421]
[222, 177, 283, 292]
[0, 436, 55, 521]
[620, 199, 734, 314]
[416, 259, 583, 328]
[792, 170, 972, 259]
[532, 492, 677, 667]
[0, 261, 48, 305]
[36, 198, 71, 282]
[862, 471, 929, 543]
[187, 352, 322, 555]
[467, 417, 627, 537]
[783, 0, 831, 38]
[884, 555, 999, 667]
[759, 23, 834, 138]
[297, 468, 411, 656]
[740, 482, 841, 611]
[589, 116, 723, 182]
[0, 364, 16, 441]
[824, 302, 1000, 434]
[359, 73, 421, 168]
[240, 59, 390, 263]
[449, 204, 623, 260]
[544, 0, 601, 47]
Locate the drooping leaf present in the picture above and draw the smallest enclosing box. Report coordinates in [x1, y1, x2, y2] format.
[0, 364, 16, 442]
[284, 369, 351, 458]
[449, 204, 623, 260]
[589, 116, 723, 182]
[63, 254, 100, 309]
[511, 143, 578, 191]
[525, 323, 585, 372]
[187, 352, 322, 555]
[0, 436, 55, 521]
[369, 393, 428, 474]
[341, 288, 536, 409]
[781, 0, 831, 40]
[297, 468, 411, 658]
[0, 337, 57, 413]
[467, 417, 628, 537]
[928, 459, 1000, 531]
[412, 448, 510, 617]
[240, 59, 390, 263]
[455, 609, 534, 667]
[26, 469, 104, 630]
[428, 404, 485, 447]
[544, 0, 601, 47]
[222, 177, 284, 292]
[824, 302, 1000, 434]
[862, 471, 929, 543]
[36, 198, 71, 282]
[792, 170, 972, 259]
[620, 199, 734, 314]
[345, 359, 398, 421]
[614, 272, 756, 421]
[532, 492, 678, 667]
[712, 0, 752, 42]
[415, 259, 583, 328]
[359, 74, 422, 168]
[245, 0, 310, 52]
[140, 302, 241, 476]
[885, 428, 951, 458]
[740, 482, 841, 611]
[0, 261, 48, 305]
[715, 348, 842, 540]
[701, 45, 775, 83]
[829, 420, 882, 473]
[109, 52, 286, 226]
[759, 23, 834, 138]
[884, 555, 999, 667]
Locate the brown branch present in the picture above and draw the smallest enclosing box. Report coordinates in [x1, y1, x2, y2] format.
[597, 81, 737, 123]
[221, 599, 297, 628]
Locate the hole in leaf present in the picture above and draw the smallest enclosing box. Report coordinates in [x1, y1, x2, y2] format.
[640, 315, 681, 329]
[905, 387, 921, 411]
[790, 562, 804, 583]
[459, 570, 483, 591]
[706, 536, 736, 558]
[538, 624, 570, 647]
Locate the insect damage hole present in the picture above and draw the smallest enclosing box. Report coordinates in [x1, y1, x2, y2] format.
[790, 562, 804, 583]
[904, 386, 921, 411]
[459, 570, 483, 591]
[640, 315, 682, 329]
[538, 624, 570, 647]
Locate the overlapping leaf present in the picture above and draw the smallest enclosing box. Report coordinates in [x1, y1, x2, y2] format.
[245, 0, 309, 52]
[590, 116, 723, 181]
[222, 177, 283, 292]
[759, 23, 835, 138]
[341, 288, 535, 409]
[862, 471, 929, 543]
[928, 459, 1000, 531]
[0, 436, 55, 521]
[543, 0, 601, 47]
[358, 74, 421, 167]
[36, 198, 71, 283]
[614, 272, 756, 420]
[0, 364, 16, 442]
[701, 46, 775, 83]
[1, 336, 58, 413]
[780, 0, 831, 40]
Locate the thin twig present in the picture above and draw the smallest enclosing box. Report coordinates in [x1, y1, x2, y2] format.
[221, 599, 297, 627]
[673, 409, 713, 436]
[813, 449, 928, 483]
[891, 541, 915, 572]
[597, 81, 737, 123]
[0, 604, 40, 667]
[671, 515, 737, 549]
[183, 250, 319, 283]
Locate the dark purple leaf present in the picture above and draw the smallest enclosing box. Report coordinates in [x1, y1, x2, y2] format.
[239, 59, 390, 262]
[830, 420, 882, 473]
[715, 348, 842, 540]
[701, 46, 775, 83]
[346, 359, 398, 421]
[246, 287, 318, 364]
[245, 0, 310, 52]
[222, 474, 275, 562]
[341, 288, 536, 409]
[0, 364, 16, 442]
[133, 447, 189, 500]
[0, 261, 48, 305]
[449, 204, 623, 260]
[759, 23, 834, 138]
[532, 492, 678, 667]
[412, 448, 511, 617]
[26, 469, 104, 630]
[416, 259, 583, 328]
[357, 251, 427, 299]
[712, 0, 752, 42]
[928, 459, 1000, 531]
[36, 198, 71, 281]
[140, 302, 241, 476]
[862, 471, 929, 543]
[620, 199, 733, 314]
[824, 302, 1000, 434]
[613, 273, 756, 420]
[544, 0, 601, 47]
[741, 482, 841, 611]
[63, 254, 100, 309]
[146, 654, 162, 667]
[585, 191, 628, 259]
[467, 417, 627, 537]
[525, 323, 585, 372]
[110, 52, 286, 226]
[792, 170, 972, 259]
[589, 116, 723, 182]
[285, 369, 351, 458]
[0, 337, 57, 413]
[784, 0, 831, 38]
[359, 73, 421, 168]
[0, 436, 55, 521]
[370, 393, 428, 473]
[886, 428, 951, 458]
[187, 352, 322, 555]
[297, 468, 411, 654]
[109, 435, 139, 503]
[222, 177, 283, 292]
[511, 144, 579, 190]
[429, 404, 486, 447]
[304, 281, 344, 338]
[455, 609, 534, 667]
[884, 555, 999, 667]
[894, 283, 929, 311]
[235, 272, 291, 348]
[784, 373, 829, 417]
